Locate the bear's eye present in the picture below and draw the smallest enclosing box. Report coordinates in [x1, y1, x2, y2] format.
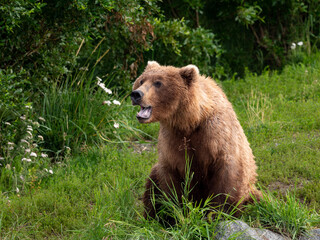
[140, 80, 144, 86]
[154, 81, 162, 88]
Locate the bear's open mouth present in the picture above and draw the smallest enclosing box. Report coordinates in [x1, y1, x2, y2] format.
[137, 106, 152, 121]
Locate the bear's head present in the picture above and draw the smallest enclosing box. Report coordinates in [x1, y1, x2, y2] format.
[131, 61, 200, 124]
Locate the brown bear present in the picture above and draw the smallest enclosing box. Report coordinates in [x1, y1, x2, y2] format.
[131, 61, 260, 222]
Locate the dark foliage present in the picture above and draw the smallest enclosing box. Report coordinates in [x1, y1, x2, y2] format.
[160, 0, 320, 77]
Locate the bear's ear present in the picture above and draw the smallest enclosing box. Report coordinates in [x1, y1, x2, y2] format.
[145, 61, 160, 70]
[179, 64, 199, 86]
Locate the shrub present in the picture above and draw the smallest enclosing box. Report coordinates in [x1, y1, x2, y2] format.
[149, 18, 222, 75]
[0, 69, 33, 157]
[159, 0, 320, 77]
[0, 0, 220, 93]
[0, 102, 52, 194]
[0, 0, 82, 81]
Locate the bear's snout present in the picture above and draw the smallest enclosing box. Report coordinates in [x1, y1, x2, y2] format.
[131, 90, 144, 105]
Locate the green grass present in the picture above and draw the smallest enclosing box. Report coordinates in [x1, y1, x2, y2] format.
[1, 57, 320, 239]
[0, 146, 156, 239]
[0, 147, 237, 240]
[245, 188, 320, 240]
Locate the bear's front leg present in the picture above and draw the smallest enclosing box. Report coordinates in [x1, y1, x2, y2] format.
[143, 164, 162, 219]
[143, 164, 183, 225]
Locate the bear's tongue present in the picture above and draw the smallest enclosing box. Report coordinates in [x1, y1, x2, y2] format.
[137, 106, 152, 119]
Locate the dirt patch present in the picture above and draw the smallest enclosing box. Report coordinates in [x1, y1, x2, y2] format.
[267, 180, 307, 196]
[129, 141, 156, 154]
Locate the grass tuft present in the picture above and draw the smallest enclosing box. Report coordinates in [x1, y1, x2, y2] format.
[38, 69, 156, 158]
[244, 188, 320, 239]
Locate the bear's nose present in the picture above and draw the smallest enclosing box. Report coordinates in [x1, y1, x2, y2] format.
[131, 90, 144, 105]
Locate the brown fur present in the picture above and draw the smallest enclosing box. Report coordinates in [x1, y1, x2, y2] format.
[132, 61, 261, 222]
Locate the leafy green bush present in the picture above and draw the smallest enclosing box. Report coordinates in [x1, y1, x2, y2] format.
[150, 18, 222, 75]
[0, 65, 53, 196]
[160, 0, 320, 77]
[0, 69, 33, 156]
[0, 0, 221, 92]
[0, 0, 82, 81]
[2, 0, 320, 87]
[0, 103, 52, 195]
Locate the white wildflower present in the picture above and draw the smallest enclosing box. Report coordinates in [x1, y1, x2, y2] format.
[27, 131, 32, 137]
[113, 122, 119, 129]
[41, 153, 48, 158]
[30, 152, 37, 157]
[20, 175, 25, 181]
[21, 139, 29, 145]
[5, 164, 11, 170]
[103, 100, 112, 106]
[97, 77, 112, 94]
[33, 143, 38, 148]
[16, 188, 19, 193]
[33, 121, 40, 127]
[38, 135, 44, 141]
[44, 168, 48, 172]
[27, 125, 33, 131]
[0, 157, 4, 160]
[48, 169, 53, 174]
[297, 41, 303, 46]
[20, 115, 26, 120]
[102, 86, 112, 94]
[0, 163, 2, 166]
[38, 117, 46, 122]
[4, 122, 11, 126]
[22, 158, 32, 162]
[25, 148, 31, 153]
[291, 42, 296, 50]
[25, 105, 32, 109]
[8, 142, 14, 145]
[65, 146, 71, 151]
[105, 88, 112, 94]
[113, 100, 121, 105]
[8, 147, 14, 150]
